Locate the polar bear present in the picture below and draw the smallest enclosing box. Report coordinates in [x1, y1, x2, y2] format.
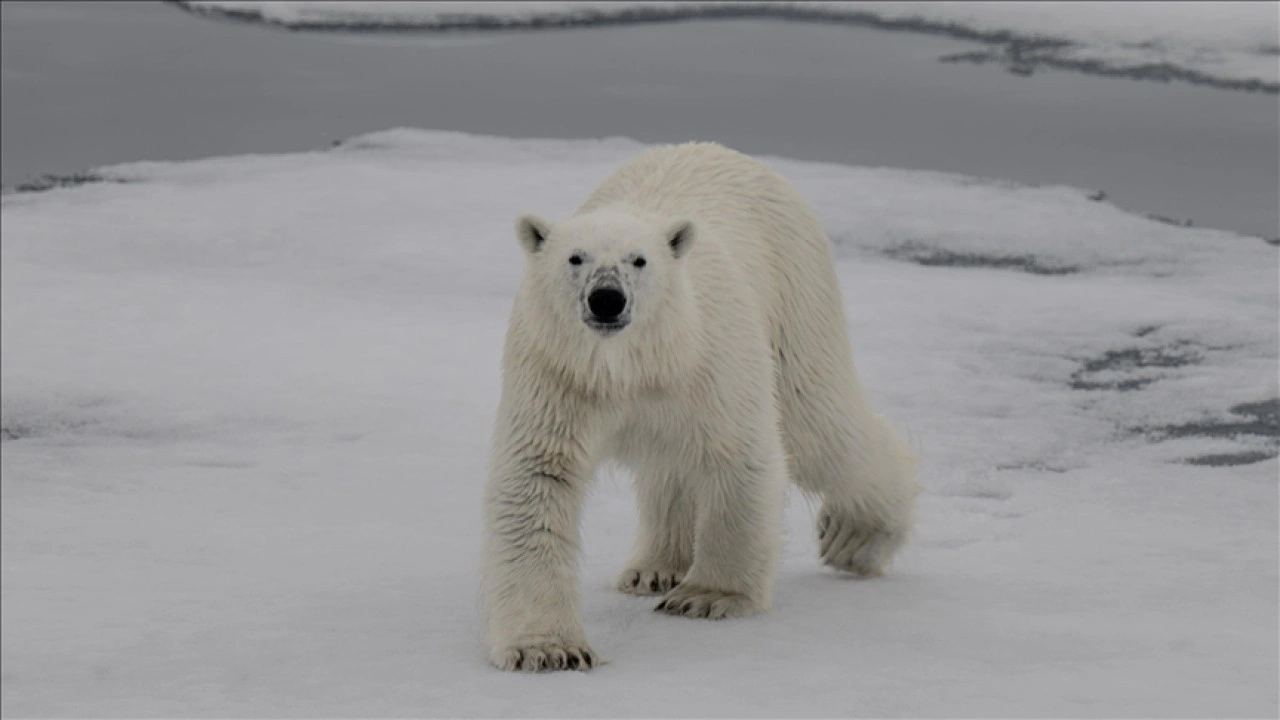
[481, 142, 919, 672]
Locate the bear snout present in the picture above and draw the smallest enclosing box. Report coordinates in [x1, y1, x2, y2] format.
[587, 287, 627, 322]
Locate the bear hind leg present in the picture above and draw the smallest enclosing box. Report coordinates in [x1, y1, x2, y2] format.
[656, 443, 787, 619]
[617, 469, 695, 596]
[786, 396, 919, 577]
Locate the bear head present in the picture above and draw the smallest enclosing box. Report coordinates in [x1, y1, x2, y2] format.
[515, 206, 695, 342]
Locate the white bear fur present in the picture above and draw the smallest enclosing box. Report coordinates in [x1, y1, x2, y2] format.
[481, 142, 920, 672]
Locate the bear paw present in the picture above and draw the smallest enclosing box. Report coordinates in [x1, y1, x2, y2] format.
[493, 641, 599, 673]
[617, 566, 685, 596]
[654, 584, 760, 620]
[817, 507, 904, 577]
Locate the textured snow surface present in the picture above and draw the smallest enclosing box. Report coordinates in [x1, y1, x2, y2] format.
[2, 129, 1276, 717]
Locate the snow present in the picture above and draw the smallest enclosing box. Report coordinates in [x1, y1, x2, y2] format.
[177, 1, 1280, 90]
[2, 128, 1276, 717]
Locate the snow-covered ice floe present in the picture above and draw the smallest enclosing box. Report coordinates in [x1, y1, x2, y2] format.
[2, 129, 1276, 716]
[173, 1, 1280, 93]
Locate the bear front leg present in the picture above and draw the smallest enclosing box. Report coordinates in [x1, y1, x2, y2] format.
[656, 441, 787, 620]
[482, 405, 600, 672]
[617, 469, 694, 596]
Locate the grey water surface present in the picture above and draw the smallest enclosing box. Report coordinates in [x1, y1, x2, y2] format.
[2, 1, 1276, 238]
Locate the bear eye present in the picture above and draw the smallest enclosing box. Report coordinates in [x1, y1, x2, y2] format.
[568, 254, 583, 266]
[633, 257, 647, 268]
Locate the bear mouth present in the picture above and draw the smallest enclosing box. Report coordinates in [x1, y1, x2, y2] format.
[584, 317, 630, 336]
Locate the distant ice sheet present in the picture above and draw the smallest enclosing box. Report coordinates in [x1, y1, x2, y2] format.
[175, 1, 1280, 92]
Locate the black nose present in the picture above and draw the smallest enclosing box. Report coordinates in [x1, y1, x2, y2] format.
[587, 287, 627, 321]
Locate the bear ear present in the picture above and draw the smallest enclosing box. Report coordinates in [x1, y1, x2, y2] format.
[516, 214, 553, 255]
[666, 219, 695, 259]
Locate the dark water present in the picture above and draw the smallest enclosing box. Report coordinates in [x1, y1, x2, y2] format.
[2, 1, 1276, 238]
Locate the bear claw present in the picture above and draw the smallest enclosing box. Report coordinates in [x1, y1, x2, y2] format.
[817, 506, 902, 577]
[495, 643, 597, 672]
[617, 567, 685, 596]
[654, 584, 759, 620]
